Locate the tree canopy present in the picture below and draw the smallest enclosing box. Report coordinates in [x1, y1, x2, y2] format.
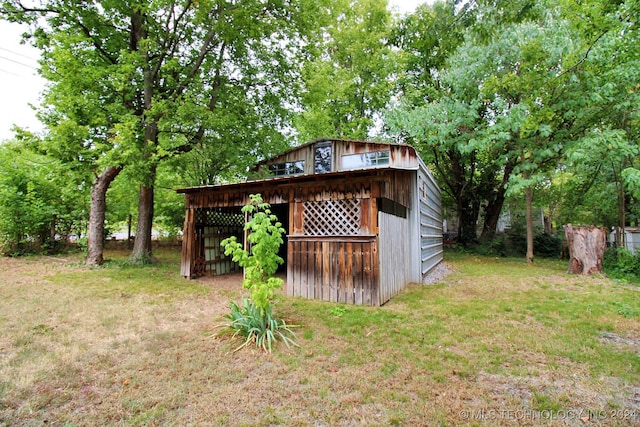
[0, 0, 638, 262]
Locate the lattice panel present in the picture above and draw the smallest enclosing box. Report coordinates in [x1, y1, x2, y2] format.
[196, 209, 244, 227]
[303, 199, 361, 236]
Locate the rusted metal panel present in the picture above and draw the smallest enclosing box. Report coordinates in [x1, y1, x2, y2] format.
[335, 140, 419, 171]
[250, 139, 420, 178]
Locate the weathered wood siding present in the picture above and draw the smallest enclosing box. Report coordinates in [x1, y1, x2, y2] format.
[184, 188, 289, 210]
[379, 170, 413, 209]
[180, 208, 197, 278]
[378, 211, 412, 304]
[287, 181, 380, 304]
[258, 139, 420, 176]
[178, 139, 443, 304]
[287, 237, 378, 305]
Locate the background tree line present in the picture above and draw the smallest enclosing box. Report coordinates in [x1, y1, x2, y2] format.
[0, 0, 638, 266]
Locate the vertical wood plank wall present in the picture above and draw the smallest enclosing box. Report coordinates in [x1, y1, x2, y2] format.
[287, 237, 379, 305]
[378, 212, 411, 304]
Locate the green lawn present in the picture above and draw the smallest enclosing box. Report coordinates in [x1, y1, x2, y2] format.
[1, 249, 638, 426]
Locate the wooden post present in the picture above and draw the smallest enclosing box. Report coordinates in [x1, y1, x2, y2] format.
[180, 208, 196, 278]
[563, 225, 607, 275]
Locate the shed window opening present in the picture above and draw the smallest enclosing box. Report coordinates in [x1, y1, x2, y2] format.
[269, 160, 305, 176]
[341, 150, 390, 170]
[314, 142, 332, 173]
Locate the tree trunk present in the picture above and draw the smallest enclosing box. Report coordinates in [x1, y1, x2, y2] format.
[525, 185, 534, 264]
[480, 158, 516, 241]
[128, 9, 158, 265]
[457, 194, 478, 245]
[86, 166, 122, 266]
[130, 162, 157, 264]
[563, 224, 607, 275]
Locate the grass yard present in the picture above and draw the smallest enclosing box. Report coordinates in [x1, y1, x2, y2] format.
[1, 248, 639, 426]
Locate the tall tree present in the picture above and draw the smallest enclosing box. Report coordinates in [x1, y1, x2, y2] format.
[2, 0, 317, 264]
[386, 1, 590, 250]
[295, 0, 395, 141]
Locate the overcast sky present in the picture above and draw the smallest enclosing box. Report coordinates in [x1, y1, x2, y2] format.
[0, 0, 427, 141]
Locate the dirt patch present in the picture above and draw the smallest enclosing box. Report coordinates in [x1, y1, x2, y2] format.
[600, 332, 640, 356]
[195, 271, 245, 293]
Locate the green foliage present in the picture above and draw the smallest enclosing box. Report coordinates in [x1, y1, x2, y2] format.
[603, 248, 640, 282]
[222, 194, 285, 312]
[470, 230, 561, 258]
[470, 234, 509, 257]
[0, 141, 86, 255]
[296, 0, 395, 140]
[225, 298, 297, 352]
[533, 233, 562, 258]
[221, 194, 296, 351]
[387, 0, 639, 250]
[329, 305, 348, 317]
[3, 0, 317, 261]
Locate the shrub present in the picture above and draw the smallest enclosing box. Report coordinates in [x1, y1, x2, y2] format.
[603, 247, 640, 282]
[221, 194, 297, 351]
[533, 232, 562, 258]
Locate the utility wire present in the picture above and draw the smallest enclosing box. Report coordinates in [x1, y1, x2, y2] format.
[0, 54, 37, 70]
[0, 46, 38, 62]
[0, 68, 22, 77]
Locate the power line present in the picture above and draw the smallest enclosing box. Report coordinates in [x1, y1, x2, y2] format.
[0, 54, 37, 70]
[0, 46, 38, 62]
[0, 68, 22, 77]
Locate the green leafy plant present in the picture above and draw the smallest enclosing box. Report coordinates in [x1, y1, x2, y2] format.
[221, 194, 297, 351]
[329, 305, 348, 317]
[603, 247, 640, 283]
[226, 298, 297, 352]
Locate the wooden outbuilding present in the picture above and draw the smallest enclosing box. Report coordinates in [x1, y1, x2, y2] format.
[177, 138, 443, 306]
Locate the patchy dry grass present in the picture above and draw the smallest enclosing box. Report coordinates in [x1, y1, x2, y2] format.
[1, 249, 639, 426]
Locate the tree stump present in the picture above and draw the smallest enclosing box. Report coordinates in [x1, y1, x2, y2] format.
[563, 225, 607, 275]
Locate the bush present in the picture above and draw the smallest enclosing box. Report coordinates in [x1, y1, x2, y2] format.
[473, 234, 509, 257]
[471, 231, 562, 259]
[533, 233, 562, 258]
[603, 247, 640, 282]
